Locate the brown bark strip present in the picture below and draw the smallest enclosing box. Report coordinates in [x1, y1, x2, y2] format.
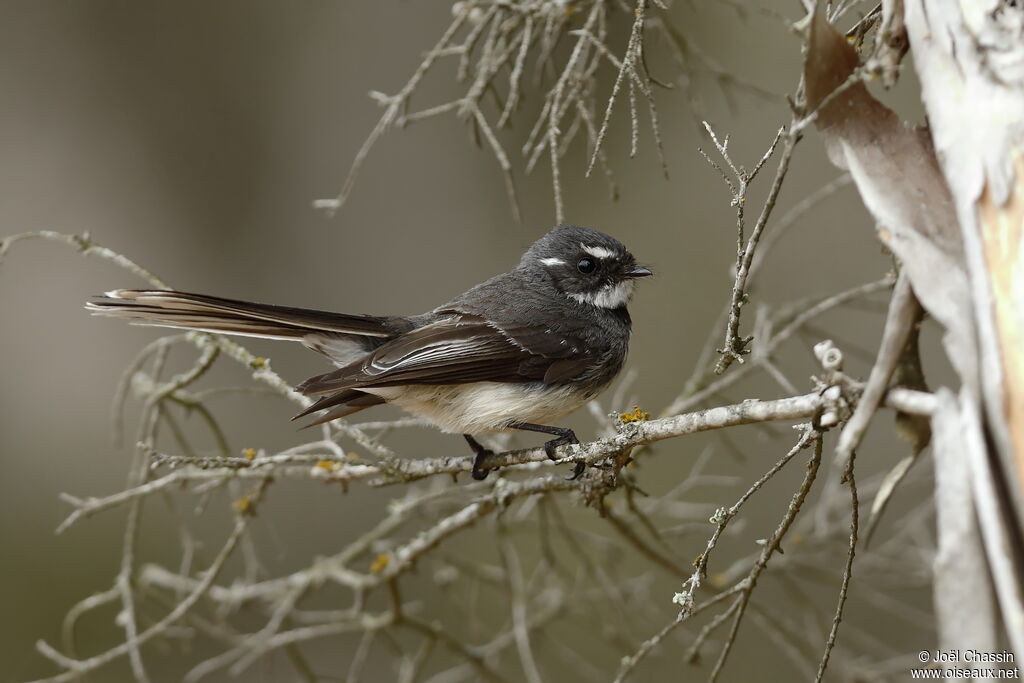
[802, 8, 975, 384]
[978, 150, 1024, 496]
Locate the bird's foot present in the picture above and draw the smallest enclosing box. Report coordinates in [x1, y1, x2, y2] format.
[464, 434, 496, 481]
[540, 429, 584, 480]
[541, 428, 578, 461]
[471, 449, 494, 480]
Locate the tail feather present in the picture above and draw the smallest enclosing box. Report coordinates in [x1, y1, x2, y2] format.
[86, 289, 397, 339]
[89, 289, 397, 425]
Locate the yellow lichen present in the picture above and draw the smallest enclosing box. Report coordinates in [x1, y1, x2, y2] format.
[619, 405, 651, 423]
[232, 494, 255, 515]
[242, 448, 257, 460]
[370, 554, 390, 574]
[249, 357, 268, 369]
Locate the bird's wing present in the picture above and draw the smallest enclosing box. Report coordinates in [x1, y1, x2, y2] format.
[294, 314, 595, 396]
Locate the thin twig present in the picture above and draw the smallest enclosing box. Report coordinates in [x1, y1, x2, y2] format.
[31, 479, 269, 683]
[706, 434, 824, 682]
[816, 450, 859, 681]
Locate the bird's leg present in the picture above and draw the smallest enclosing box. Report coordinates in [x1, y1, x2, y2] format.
[507, 422, 585, 480]
[506, 422, 578, 459]
[463, 434, 495, 481]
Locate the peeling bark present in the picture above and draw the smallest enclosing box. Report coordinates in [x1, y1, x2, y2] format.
[807, 1, 1024, 665]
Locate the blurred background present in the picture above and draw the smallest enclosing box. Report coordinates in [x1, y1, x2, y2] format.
[1, 2, 944, 681]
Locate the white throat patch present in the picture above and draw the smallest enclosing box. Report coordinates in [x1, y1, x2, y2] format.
[569, 280, 634, 309]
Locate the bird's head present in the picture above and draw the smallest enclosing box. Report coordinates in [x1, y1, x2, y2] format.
[521, 225, 652, 310]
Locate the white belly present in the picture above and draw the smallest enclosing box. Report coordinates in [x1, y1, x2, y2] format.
[362, 382, 590, 434]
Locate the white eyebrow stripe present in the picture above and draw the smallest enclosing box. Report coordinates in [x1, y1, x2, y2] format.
[581, 244, 615, 259]
[539, 257, 566, 266]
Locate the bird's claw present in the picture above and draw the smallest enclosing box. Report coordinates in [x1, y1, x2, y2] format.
[542, 433, 584, 480]
[471, 450, 493, 481]
[567, 461, 586, 480]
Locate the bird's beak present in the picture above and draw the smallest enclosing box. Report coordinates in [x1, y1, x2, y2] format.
[623, 265, 653, 278]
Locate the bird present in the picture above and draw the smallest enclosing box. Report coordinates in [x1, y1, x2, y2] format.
[86, 225, 652, 480]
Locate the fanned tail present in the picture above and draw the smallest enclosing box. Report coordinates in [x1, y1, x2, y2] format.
[87, 289, 398, 427]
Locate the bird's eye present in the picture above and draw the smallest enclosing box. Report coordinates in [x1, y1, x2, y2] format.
[577, 258, 596, 274]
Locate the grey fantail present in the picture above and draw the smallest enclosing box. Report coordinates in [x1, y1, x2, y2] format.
[87, 225, 652, 479]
